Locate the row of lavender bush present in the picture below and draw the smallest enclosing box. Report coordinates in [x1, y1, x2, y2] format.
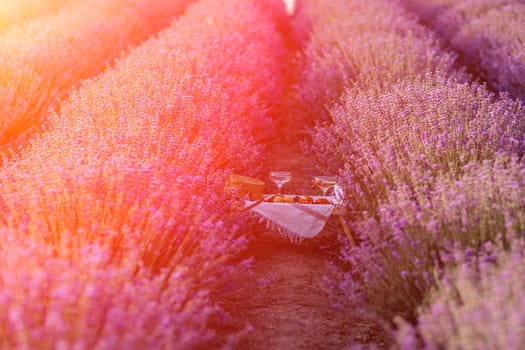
[0, 0, 193, 158]
[396, 233, 525, 349]
[0, 227, 218, 349]
[290, 0, 457, 126]
[400, 0, 525, 101]
[293, 0, 525, 346]
[0, 0, 288, 347]
[339, 155, 525, 341]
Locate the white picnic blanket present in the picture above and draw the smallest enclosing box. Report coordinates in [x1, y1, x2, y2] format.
[246, 196, 335, 243]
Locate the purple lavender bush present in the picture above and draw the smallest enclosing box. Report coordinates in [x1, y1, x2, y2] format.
[395, 234, 525, 349]
[295, 0, 525, 339]
[400, 0, 525, 101]
[312, 74, 525, 217]
[335, 156, 525, 325]
[291, 0, 459, 126]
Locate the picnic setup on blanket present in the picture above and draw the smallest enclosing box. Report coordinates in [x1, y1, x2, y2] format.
[226, 173, 355, 245]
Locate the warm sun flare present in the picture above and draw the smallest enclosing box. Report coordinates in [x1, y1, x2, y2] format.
[0, 0, 74, 30]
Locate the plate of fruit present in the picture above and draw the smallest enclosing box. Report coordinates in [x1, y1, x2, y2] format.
[265, 195, 332, 205]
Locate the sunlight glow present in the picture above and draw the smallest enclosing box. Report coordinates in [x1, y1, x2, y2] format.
[283, 0, 295, 14]
[0, 0, 72, 31]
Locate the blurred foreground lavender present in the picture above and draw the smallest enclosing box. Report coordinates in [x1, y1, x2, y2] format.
[396, 235, 525, 349]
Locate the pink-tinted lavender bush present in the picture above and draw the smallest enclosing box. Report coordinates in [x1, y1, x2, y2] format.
[1, 0, 288, 267]
[312, 74, 525, 217]
[0, 0, 193, 156]
[401, 0, 525, 101]
[0, 228, 216, 349]
[291, 0, 459, 125]
[0, 0, 288, 345]
[395, 235, 525, 349]
[334, 156, 525, 324]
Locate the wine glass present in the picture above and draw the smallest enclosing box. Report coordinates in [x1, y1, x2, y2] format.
[269, 171, 291, 195]
[314, 175, 337, 197]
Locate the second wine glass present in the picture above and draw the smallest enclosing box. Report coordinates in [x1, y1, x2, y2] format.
[314, 175, 337, 196]
[269, 171, 291, 195]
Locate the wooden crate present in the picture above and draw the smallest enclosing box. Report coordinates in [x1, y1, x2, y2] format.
[225, 174, 265, 200]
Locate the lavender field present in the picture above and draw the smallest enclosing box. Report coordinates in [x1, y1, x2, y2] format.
[0, 0, 523, 349]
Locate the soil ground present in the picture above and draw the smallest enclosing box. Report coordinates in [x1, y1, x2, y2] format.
[218, 140, 391, 349]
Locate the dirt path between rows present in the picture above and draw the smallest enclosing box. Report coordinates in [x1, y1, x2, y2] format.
[218, 140, 391, 349]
